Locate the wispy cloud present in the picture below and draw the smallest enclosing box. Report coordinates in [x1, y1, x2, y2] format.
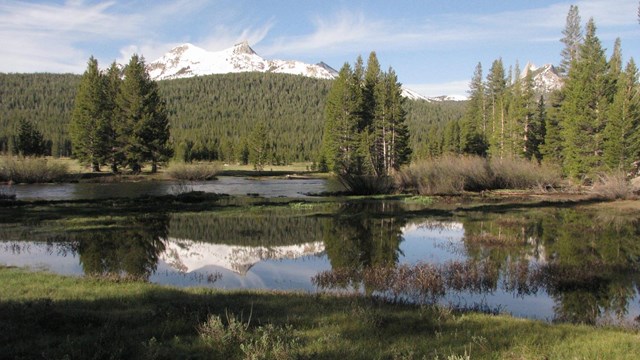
[262, 1, 637, 60]
[199, 20, 275, 52]
[0, 0, 214, 72]
[0, 0, 145, 72]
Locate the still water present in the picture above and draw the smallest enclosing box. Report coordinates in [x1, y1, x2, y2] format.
[1, 187, 639, 326]
[9, 176, 339, 200]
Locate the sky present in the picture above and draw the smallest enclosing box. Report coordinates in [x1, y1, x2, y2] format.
[1, 0, 639, 98]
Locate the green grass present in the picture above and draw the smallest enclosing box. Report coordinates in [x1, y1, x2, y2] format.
[1, 267, 638, 359]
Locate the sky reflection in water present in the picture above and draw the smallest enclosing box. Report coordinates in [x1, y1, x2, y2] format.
[1, 198, 639, 326]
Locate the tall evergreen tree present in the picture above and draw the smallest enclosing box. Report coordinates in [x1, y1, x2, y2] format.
[104, 62, 123, 172]
[560, 18, 609, 178]
[486, 58, 507, 158]
[526, 96, 547, 162]
[373, 67, 411, 174]
[540, 90, 565, 164]
[460, 62, 487, 155]
[322, 53, 411, 193]
[322, 63, 363, 173]
[116, 55, 172, 173]
[249, 121, 269, 171]
[70, 56, 110, 171]
[558, 5, 583, 77]
[603, 59, 640, 171]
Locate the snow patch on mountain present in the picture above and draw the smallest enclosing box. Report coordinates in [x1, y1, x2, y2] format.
[427, 95, 468, 102]
[148, 41, 431, 101]
[522, 63, 563, 94]
[148, 41, 336, 81]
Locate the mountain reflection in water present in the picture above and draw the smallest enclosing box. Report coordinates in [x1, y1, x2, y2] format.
[1, 204, 639, 326]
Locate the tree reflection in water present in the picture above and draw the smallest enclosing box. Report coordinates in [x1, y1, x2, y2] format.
[73, 214, 169, 281]
[316, 207, 640, 325]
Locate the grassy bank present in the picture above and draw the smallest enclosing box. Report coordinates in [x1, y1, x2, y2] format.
[1, 267, 638, 359]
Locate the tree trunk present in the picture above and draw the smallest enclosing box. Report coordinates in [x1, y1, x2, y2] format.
[91, 162, 100, 172]
[131, 163, 141, 174]
[151, 162, 157, 173]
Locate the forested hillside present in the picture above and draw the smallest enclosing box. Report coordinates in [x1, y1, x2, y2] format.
[0, 72, 465, 162]
[0, 73, 79, 156]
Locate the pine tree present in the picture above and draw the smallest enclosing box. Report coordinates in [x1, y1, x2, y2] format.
[15, 118, 46, 156]
[70, 56, 110, 171]
[526, 96, 546, 162]
[104, 62, 122, 172]
[116, 55, 172, 173]
[560, 18, 609, 178]
[374, 67, 411, 174]
[516, 69, 537, 159]
[559, 5, 583, 77]
[603, 59, 640, 171]
[486, 59, 507, 158]
[460, 62, 487, 155]
[322, 63, 363, 173]
[249, 121, 269, 171]
[322, 53, 411, 193]
[540, 90, 565, 164]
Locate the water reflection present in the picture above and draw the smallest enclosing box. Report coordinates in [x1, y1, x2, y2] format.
[316, 207, 640, 325]
[10, 176, 341, 200]
[73, 215, 169, 280]
[1, 203, 639, 325]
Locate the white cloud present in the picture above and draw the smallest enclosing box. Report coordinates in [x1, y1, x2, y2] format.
[262, 1, 637, 61]
[0, 0, 210, 73]
[0, 0, 142, 72]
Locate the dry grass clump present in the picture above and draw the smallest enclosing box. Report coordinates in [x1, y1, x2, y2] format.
[590, 171, 636, 200]
[0, 156, 71, 183]
[490, 157, 561, 190]
[396, 155, 562, 195]
[395, 154, 492, 195]
[337, 173, 395, 195]
[166, 162, 220, 181]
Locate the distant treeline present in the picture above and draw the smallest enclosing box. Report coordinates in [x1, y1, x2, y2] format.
[0, 72, 466, 163]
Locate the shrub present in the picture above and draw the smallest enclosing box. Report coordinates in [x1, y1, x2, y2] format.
[0, 156, 71, 183]
[590, 171, 635, 200]
[337, 173, 395, 195]
[490, 157, 561, 190]
[166, 162, 220, 181]
[198, 312, 299, 360]
[395, 155, 491, 195]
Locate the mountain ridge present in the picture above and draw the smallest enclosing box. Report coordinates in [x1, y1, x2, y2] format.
[148, 42, 434, 102]
[147, 41, 339, 81]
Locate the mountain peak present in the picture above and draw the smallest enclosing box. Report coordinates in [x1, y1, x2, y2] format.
[232, 41, 256, 55]
[521, 62, 563, 94]
[146, 42, 430, 100]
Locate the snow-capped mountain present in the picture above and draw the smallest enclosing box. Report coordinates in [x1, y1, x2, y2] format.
[522, 63, 563, 94]
[427, 95, 468, 102]
[148, 41, 337, 81]
[160, 237, 325, 275]
[147, 41, 432, 101]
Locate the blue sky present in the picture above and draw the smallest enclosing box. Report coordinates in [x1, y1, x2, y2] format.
[1, 0, 638, 97]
